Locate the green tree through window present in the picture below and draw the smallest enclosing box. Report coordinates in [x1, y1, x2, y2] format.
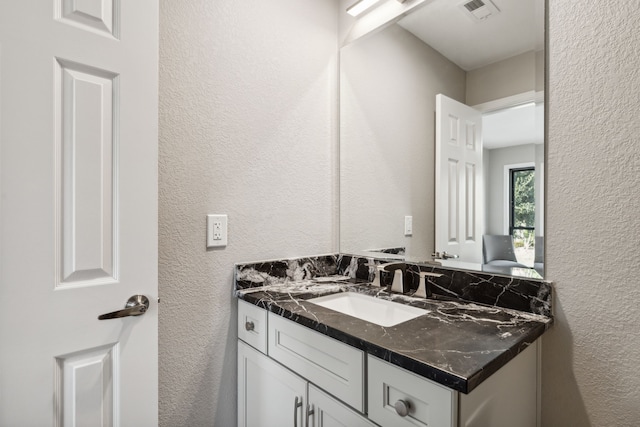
[510, 167, 535, 264]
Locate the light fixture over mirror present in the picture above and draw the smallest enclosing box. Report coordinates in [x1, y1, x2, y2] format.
[346, 0, 381, 17]
[339, 0, 545, 279]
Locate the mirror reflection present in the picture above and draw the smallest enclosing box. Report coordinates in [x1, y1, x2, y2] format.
[340, 0, 545, 278]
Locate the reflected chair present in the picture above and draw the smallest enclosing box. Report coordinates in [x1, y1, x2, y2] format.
[482, 235, 528, 274]
[534, 236, 544, 276]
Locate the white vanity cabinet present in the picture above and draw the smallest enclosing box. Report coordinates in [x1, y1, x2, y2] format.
[238, 340, 376, 427]
[367, 344, 539, 427]
[237, 300, 373, 427]
[237, 299, 539, 427]
[238, 340, 307, 427]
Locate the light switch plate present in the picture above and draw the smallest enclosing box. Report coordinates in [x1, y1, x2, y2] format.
[207, 214, 228, 248]
[404, 215, 413, 236]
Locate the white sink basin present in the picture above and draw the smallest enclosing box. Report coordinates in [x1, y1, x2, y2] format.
[307, 292, 427, 327]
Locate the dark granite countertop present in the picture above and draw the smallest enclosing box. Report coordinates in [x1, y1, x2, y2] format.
[236, 276, 552, 394]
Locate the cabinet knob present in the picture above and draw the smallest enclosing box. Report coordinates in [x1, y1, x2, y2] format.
[245, 321, 255, 331]
[394, 399, 411, 417]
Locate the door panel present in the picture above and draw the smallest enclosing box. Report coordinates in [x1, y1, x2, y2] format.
[435, 94, 484, 264]
[56, 59, 118, 287]
[56, 0, 119, 37]
[55, 344, 118, 427]
[0, 1, 158, 425]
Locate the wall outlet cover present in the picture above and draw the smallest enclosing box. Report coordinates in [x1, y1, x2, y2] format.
[207, 214, 228, 248]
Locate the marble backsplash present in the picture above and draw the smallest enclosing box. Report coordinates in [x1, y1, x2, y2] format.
[235, 253, 552, 317]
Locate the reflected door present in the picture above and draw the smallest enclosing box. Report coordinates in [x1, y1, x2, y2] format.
[435, 94, 484, 264]
[0, 1, 158, 425]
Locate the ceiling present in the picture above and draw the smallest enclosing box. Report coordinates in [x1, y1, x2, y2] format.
[396, 0, 544, 149]
[482, 102, 544, 149]
[397, 0, 543, 71]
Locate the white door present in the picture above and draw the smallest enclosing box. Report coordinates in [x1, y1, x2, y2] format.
[238, 341, 307, 427]
[435, 94, 484, 264]
[0, 1, 158, 426]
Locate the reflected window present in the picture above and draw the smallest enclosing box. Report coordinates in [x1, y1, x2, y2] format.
[509, 167, 535, 266]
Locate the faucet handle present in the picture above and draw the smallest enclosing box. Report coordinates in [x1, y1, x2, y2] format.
[365, 258, 379, 285]
[421, 271, 443, 278]
[369, 262, 407, 289]
[371, 264, 385, 287]
[414, 271, 443, 298]
[390, 269, 405, 294]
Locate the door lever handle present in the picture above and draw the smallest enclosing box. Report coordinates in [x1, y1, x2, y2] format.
[441, 251, 459, 260]
[98, 295, 149, 320]
[432, 251, 459, 260]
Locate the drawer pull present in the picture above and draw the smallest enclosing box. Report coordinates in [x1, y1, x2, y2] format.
[293, 396, 303, 427]
[394, 399, 411, 417]
[245, 321, 255, 331]
[306, 403, 315, 424]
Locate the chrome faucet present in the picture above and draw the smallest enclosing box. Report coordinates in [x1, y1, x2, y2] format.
[370, 262, 407, 293]
[367, 260, 407, 293]
[389, 268, 405, 294]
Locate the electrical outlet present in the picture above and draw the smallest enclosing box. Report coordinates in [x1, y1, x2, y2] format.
[213, 221, 222, 240]
[207, 214, 228, 248]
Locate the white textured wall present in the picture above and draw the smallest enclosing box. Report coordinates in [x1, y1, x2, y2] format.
[544, 1, 640, 425]
[158, 1, 640, 424]
[159, 1, 338, 425]
[466, 51, 538, 106]
[340, 24, 465, 259]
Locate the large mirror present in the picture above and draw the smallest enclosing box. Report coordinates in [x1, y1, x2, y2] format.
[340, 0, 545, 278]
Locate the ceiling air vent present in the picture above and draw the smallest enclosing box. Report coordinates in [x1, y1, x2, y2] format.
[460, 0, 501, 21]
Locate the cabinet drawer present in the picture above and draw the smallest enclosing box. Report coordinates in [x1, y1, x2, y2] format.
[238, 299, 268, 354]
[368, 355, 457, 427]
[268, 313, 365, 412]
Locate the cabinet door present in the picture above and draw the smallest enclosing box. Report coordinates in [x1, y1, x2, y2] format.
[308, 385, 377, 427]
[459, 341, 538, 427]
[238, 341, 307, 427]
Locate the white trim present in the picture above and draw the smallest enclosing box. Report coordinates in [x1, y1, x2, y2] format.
[472, 90, 544, 113]
[537, 339, 542, 427]
[538, 161, 545, 236]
